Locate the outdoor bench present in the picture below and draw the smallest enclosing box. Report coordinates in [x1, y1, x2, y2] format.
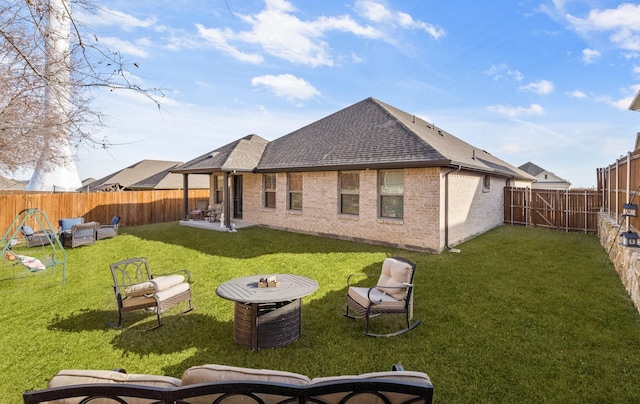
[23, 363, 434, 403]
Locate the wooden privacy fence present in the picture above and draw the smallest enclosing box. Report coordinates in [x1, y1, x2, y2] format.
[597, 149, 640, 230]
[0, 189, 210, 235]
[504, 187, 603, 233]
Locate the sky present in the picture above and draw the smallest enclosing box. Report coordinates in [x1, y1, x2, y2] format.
[56, 0, 640, 188]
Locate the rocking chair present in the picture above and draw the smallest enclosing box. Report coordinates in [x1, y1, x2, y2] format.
[344, 257, 421, 337]
[108, 257, 194, 331]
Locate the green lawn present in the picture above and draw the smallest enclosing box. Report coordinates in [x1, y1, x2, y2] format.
[2, 223, 640, 402]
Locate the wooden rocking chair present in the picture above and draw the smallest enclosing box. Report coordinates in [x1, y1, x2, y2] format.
[344, 257, 421, 337]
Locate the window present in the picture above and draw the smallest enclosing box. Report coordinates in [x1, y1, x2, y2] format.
[264, 174, 276, 208]
[288, 173, 303, 210]
[340, 171, 359, 215]
[214, 175, 224, 204]
[379, 170, 403, 219]
[483, 175, 490, 191]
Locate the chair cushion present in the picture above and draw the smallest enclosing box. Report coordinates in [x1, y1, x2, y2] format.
[122, 282, 190, 309]
[125, 274, 185, 297]
[181, 364, 310, 386]
[376, 258, 413, 300]
[21, 225, 34, 236]
[111, 216, 121, 225]
[60, 217, 84, 232]
[47, 369, 181, 404]
[348, 286, 405, 310]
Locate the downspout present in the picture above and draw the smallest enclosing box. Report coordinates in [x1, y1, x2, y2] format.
[444, 165, 462, 252]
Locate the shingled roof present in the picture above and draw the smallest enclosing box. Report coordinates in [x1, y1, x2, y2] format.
[86, 159, 208, 191]
[172, 134, 269, 174]
[257, 97, 533, 180]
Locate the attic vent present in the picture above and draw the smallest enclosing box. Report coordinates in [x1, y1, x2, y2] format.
[438, 130, 443, 136]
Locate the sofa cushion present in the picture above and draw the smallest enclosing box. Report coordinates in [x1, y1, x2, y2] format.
[309, 371, 433, 404]
[125, 274, 185, 297]
[46, 369, 181, 404]
[182, 364, 310, 386]
[181, 364, 310, 404]
[59, 217, 84, 232]
[376, 258, 412, 300]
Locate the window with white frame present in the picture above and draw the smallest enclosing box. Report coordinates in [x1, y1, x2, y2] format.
[379, 170, 404, 219]
[340, 171, 359, 215]
[214, 175, 224, 204]
[264, 173, 276, 209]
[288, 173, 303, 211]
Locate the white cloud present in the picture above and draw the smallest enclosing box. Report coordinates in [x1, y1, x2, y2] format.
[195, 25, 264, 64]
[97, 37, 150, 58]
[230, 0, 380, 67]
[565, 4, 640, 52]
[251, 74, 320, 103]
[80, 7, 157, 31]
[582, 48, 601, 64]
[519, 80, 554, 95]
[355, 0, 445, 39]
[485, 63, 523, 81]
[486, 103, 545, 118]
[567, 90, 587, 98]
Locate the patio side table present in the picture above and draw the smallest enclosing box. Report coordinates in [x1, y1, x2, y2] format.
[216, 274, 318, 351]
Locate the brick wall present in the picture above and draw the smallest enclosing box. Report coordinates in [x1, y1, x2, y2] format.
[242, 167, 504, 253]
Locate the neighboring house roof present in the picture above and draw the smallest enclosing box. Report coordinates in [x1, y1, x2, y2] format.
[86, 159, 209, 191]
[256, 98, 534, 180]
[518, 162, 546, 177]
[518, 162, 571, 186]
[0, 176, 27, 191]
[172, 134, 269, 174]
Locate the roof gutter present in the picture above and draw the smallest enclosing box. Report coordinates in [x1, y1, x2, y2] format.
[444, 165, 462, 253]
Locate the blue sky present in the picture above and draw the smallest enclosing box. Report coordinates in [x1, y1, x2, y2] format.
[67, 0, 640, 188]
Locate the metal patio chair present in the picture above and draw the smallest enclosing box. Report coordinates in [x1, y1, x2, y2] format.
[344, 257, 421, 337]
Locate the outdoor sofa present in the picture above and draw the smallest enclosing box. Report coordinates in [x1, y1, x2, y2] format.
[23, 363, 434, 403]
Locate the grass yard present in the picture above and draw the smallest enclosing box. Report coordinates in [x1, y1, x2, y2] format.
[1, 223, 640, 402]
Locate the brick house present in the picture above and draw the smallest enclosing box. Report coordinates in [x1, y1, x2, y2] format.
[173, 97, 534, 252]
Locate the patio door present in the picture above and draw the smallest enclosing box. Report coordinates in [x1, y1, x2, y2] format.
[233, 175, 243, 219]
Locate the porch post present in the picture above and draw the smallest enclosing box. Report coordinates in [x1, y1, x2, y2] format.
[183, 174, 189, 221]
[224, 171, 231, 229]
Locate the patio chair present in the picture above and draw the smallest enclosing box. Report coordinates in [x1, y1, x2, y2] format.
[60, 221, 99, 248]
[20, 225, 56, 248]
[190, 200, 208, 220]
[108, 257, 194, 331]
[344, 257, 421, 337]
[96, 216, 121, 240]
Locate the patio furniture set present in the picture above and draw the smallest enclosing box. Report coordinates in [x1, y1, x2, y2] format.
[21, 256, 428, 402]
[189, 200, 222, 222]
[20, 216, 121, 249]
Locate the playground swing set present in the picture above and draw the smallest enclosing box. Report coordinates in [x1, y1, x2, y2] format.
[1, 208, 66, 286]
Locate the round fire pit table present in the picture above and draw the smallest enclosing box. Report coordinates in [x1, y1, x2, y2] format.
[215, 274, 318, 351]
